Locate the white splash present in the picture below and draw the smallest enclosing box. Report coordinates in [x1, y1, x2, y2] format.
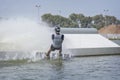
[0, 17, 52, 51]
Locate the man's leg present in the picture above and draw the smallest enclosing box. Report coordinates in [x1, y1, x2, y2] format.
[46, 48, 51, 57]
[59, 47, 62, 56]
[46, 45, 54, 57]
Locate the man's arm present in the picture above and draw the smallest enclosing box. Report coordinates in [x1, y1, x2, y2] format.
[61, 34, 64, 41]
[52, 34, 54, 40]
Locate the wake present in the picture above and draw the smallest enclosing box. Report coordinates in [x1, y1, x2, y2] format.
[36, 52, 72, 60]
[0, 51, 72, 61]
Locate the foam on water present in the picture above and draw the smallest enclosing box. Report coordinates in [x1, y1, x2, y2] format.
[0, 51, 72, 61]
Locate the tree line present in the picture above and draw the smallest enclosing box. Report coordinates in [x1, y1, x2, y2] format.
[41, 13, 120, 29]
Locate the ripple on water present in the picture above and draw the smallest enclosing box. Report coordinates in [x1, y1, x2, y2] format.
[0, 55, 120, 80]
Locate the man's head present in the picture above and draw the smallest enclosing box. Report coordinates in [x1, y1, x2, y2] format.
[55, 26, 60, 34]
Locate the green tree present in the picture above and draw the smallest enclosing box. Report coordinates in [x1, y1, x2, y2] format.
[41, 13, 78, 28]
[92, 14, 105, 29]
[69, 13, 85, 27]
[41, 13, 120, 29]
[69, 13, 84, 22]
[80, 16, 92, 28]
[41, 13, 54, 26]
[105, 15, 117, 25]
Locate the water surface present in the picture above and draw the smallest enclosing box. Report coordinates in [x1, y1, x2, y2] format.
[0, 55, 120, 80]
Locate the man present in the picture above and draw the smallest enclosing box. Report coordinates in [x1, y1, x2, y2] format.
[46, 26, 64, 57]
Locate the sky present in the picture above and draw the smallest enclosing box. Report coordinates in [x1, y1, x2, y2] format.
[0, 0, 120, 20]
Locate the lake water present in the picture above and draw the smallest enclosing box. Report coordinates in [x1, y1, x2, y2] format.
[0, 40, 120, 80]
[0, 55, 120, 80]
